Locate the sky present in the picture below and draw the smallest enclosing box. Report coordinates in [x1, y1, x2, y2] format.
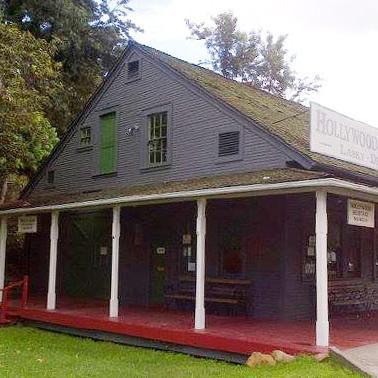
[127, 0, 378, 128]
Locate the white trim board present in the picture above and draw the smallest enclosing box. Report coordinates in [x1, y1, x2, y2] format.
[2, 178, 378, 216]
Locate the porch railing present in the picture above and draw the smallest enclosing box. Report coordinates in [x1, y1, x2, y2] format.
[0, 275, 29, 324]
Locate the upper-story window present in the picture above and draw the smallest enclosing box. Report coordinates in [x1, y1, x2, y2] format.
[99, 112, 117, 174]
[147, 111, 168, 165]
[80, 127, 91, 147]
[47, 170, 55, 185]
[127, 60, 140, 78]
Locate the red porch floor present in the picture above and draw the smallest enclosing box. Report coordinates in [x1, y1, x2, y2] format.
[10, 297, 378, 357]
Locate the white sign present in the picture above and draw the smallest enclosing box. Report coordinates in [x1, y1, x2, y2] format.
[347, 199, 375, 228]
[310, 102, 378, 170]
[18, 216, 38, 233]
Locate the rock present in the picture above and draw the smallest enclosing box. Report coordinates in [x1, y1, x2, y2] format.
[246, 352, 276, 367]
[271, 350, 296, 362]
[313, 352, 329, 362]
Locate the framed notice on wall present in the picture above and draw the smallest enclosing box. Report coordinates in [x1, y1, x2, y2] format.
[347, 199, 375, 228]
[18, 215, 38, 233]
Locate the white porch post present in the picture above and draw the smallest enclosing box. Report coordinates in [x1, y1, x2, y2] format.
[110, 205, 121, 317]
[195, 198, 206, 330]
[0, 217, 8, 302]
[315, 191, 329, 347]
[47, 211, 59, 310]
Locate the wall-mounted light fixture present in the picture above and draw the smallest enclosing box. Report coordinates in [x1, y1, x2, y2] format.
[126, 124, 139, 136]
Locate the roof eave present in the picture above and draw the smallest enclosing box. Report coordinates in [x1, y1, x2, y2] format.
[2, 177, 378, 216]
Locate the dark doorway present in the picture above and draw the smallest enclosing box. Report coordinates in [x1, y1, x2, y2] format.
[62, 211, 111, 299]
[150, 245, 166, 305]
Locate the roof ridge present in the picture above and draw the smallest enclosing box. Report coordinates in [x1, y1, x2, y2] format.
[135, 42, 307, 114]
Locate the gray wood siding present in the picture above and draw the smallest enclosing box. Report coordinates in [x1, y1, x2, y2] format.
[30, 49, 290, 197]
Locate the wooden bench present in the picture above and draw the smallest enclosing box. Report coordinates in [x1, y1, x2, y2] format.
[328, 280, 376, 314]
[165, 276, 251, 314]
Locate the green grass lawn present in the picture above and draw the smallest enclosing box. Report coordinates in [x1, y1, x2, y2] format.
[0, 326, 361, 377]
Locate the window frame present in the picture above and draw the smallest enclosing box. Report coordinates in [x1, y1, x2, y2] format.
[79, 127, 92, 149]
[140, 104, 173, 170]
[215, 125, 244, 164]
[46, 169, 55, 187]
[127, 60, 140, 79]
[125, 53, 142, 83]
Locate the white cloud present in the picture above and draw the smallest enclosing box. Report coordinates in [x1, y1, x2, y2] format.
[128, 0, 378, 127]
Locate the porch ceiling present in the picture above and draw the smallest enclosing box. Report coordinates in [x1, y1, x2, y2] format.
[1, 168, 378, 215]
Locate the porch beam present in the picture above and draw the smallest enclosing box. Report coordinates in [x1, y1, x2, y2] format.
[110, 205, 121, 317]
[195, 198, 206, 330]
[315, 191, 329, 347]
[0, 217, 7, 302]
[47, 211, 59, 310]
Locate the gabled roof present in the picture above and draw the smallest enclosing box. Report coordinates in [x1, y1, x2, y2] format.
[135, 43, 378, 184]
[22, 41, 378, 199]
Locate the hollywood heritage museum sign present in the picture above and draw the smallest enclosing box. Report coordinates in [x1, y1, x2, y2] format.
[310, 102, 378, 171]
[347, 199, 375, 228]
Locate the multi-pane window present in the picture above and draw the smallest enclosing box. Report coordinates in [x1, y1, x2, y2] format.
[147, 111, 168, 165]
[80, 127, 91, 146]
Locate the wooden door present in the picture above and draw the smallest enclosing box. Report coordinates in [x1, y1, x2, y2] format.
[150, 246, 166, 305]
[63, 213, 111, 299]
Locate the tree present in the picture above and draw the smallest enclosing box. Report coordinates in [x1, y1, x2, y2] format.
[186, 12, 320, 102]
[2, 0, 141, 135]
[0, 24, 61, 203]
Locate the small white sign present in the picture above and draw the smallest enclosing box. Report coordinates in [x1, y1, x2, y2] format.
[182, 234, 191, 245]
[18, 216, 38, 233]
[156, 247, 165, 255]
[347, 199, 375, 228]
[188, 262, 196, 272]
[310, 102, 378, 170]
[100, 246, 108, 255]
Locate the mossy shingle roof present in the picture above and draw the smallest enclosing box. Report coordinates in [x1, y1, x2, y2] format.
[0, 169, 329, 211]
[138, 44, 378, 181]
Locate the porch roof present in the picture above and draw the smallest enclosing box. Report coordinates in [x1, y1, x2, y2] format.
[1, 168, 378, 215]
[0, 169, 327, 212]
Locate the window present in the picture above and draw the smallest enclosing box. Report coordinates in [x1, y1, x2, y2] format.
[80, 127, 91, 147]
[99, 112, 116, 174]
[47, 170, 55, 185]
[147, 111, 168, 165]
[127, 60, 139, 79]
[218, 131, 240, 157]
[327, 197, 365, 279]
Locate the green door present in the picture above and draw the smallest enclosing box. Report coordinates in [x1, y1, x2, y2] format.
[99, 112, 116, 174]
[63, 213, 111, 299]
[150, 246, 166, 305]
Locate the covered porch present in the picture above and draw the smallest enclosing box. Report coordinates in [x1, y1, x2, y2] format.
[9, 296, 378, 358]
[1, 169, 378, 354]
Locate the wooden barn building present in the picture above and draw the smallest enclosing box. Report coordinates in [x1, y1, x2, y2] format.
[1, 41, 378, 359]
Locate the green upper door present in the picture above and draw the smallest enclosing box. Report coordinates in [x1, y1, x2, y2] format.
[99, 112, 116, 174]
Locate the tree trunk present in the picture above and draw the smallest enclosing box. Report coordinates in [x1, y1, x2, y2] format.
[0, 176, 8, 205]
